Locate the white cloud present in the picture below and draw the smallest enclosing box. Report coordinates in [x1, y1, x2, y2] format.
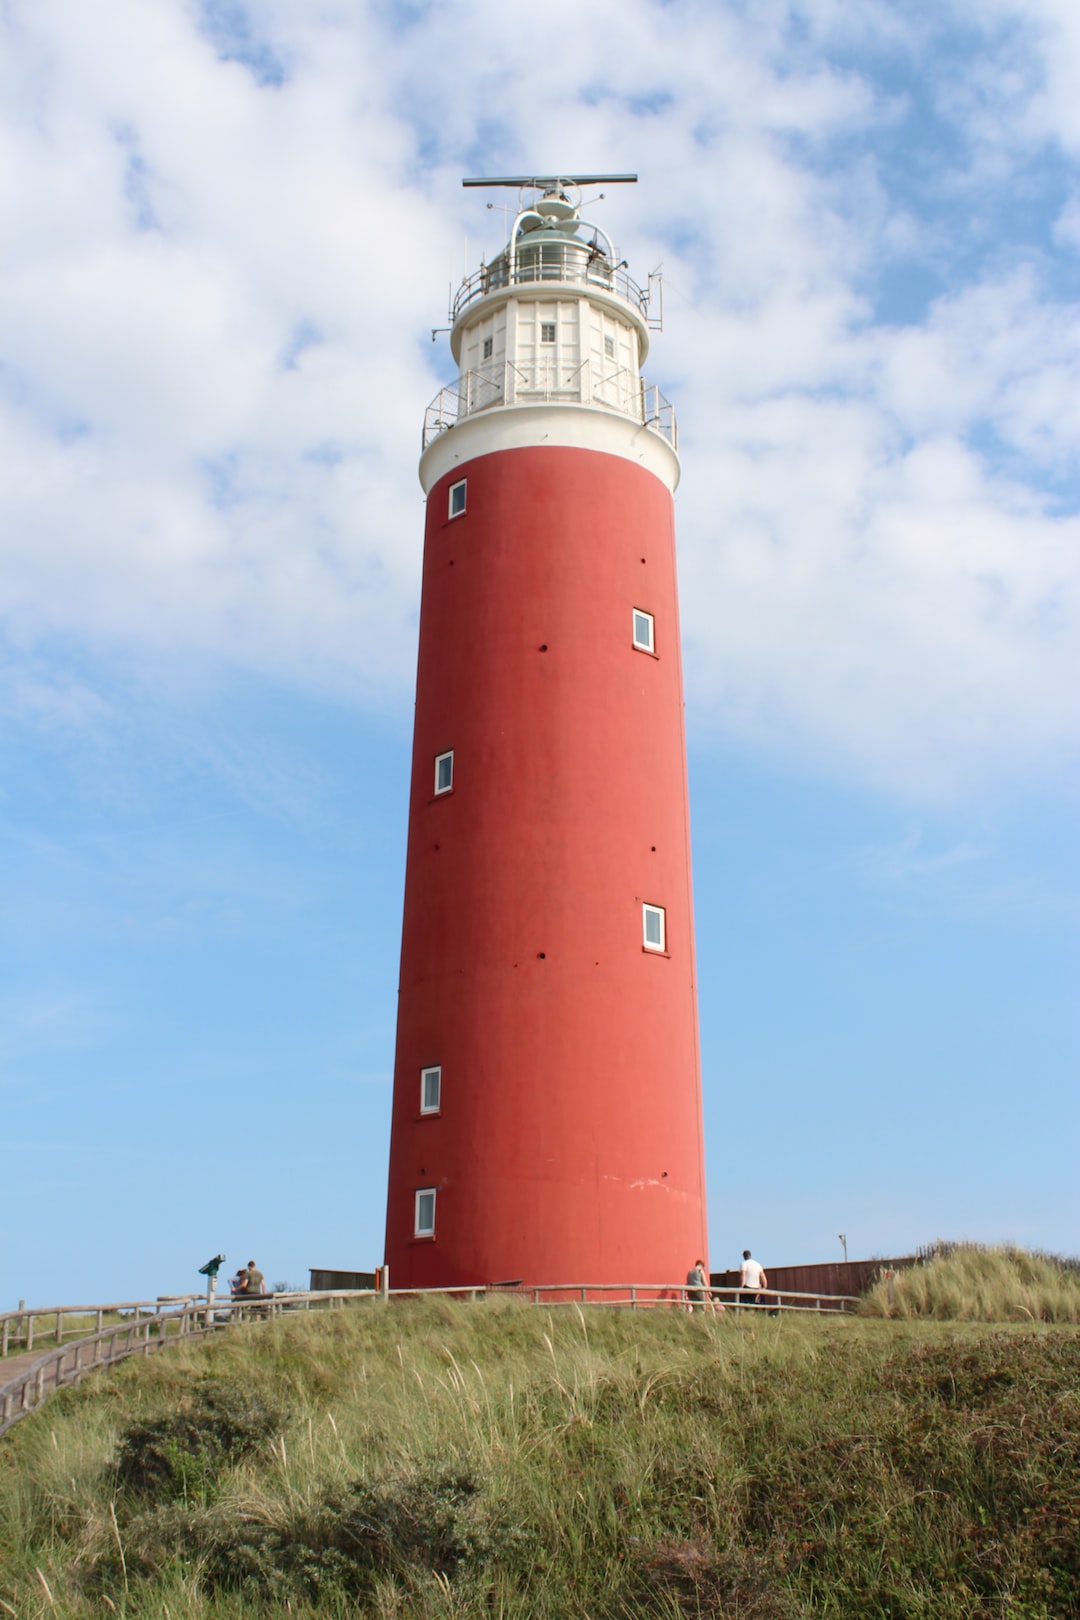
[857, 828, 989, 885]
[976, 0, 1080, 153]
[0, 0, 1076, 802]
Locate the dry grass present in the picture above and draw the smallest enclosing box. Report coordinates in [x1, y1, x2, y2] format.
[0, 1261, 1078, 1617]
[861, 1243, 1080, 1321]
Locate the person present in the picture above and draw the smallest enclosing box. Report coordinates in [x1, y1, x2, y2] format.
[686, 1259, 707, 1312]
[245, 1260, 266, 1296]
[228, 1267, 248, 1298]
[739, 1249, 767, 1310]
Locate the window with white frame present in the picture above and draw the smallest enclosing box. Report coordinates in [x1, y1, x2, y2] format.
[482, 336, 493, 359]
[415, 1187, 436, 1236]
[448, 479, 467, 518]
[540, 321, 556, 344]
[420, 1065, 441, 1114]
[633, 608, 655, 653]
[604, 334, 615, 358]
[434, 750, 454, 795]
[643, 903, 666, 952]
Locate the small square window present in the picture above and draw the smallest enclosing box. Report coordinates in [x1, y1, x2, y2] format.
[448, 479, 466, 518]
[434, 750, 454, 795]
[604, 335, 615, 358]
[421, 1065, 441, 1114]
[643, 903, 666, 952]
[482, 336, 493, 359]
[415, 1188, 436, 1237]
[540, 322, 556, 344]
[632, 609, 655, 653]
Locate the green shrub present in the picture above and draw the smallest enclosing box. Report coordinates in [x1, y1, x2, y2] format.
[114, 1378, 286, 1500]
[201, 1469, 498, 1600]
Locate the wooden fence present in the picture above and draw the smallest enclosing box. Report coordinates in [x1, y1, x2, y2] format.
[1, 1306, 213, 1436]
[1, 1280, 858, 1438]
[1, 1298, 204, 1356]
[0, 1293, 378, 1437]
[395, 1282, 860, 1311]
[0, 1291, 378, 1358]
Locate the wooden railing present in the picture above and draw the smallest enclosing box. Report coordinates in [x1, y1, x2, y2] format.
[0, 1290, 382, 1356]
[0, 1293, 378, 1437]
[1, 1305, 212, 1437]
[703, 1286, 860, 1314]
[386, 1282, 860, 1312]
[1, 1298, 203, 1356]
[1, 1281, 858, 1438]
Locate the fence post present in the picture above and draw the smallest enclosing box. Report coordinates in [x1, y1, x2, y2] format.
[631, 1287, 637, 1310]
[380, 1267, 390, 1304]
[1, 1318, 8, 1357]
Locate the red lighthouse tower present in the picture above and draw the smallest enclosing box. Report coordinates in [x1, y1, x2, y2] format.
[384, 175, 707, 1289]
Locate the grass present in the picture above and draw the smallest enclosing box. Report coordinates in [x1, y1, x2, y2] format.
[0, 1275, 1078, 1619]
[861, 1244, 1080, 1322]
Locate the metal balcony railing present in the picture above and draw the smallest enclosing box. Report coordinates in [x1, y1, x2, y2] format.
[422, 358, 677, 451]
[452, 246, 649, 323]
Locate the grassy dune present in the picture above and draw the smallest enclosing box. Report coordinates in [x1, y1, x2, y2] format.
[860, 1245, 1080, 1323]
[1, 1255, 1078, 1617]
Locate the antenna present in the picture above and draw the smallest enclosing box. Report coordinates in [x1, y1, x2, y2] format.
[644, 265, 666, 332]
[462, 174, 637, 188]
[486, 199, 514, 233]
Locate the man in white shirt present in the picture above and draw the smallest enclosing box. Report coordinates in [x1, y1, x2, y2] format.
[739, 1249, 767, 1309]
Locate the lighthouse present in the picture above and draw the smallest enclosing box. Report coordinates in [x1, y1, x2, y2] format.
[383, 175, 707, 1290]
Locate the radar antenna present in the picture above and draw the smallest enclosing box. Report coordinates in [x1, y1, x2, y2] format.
[462, 174, 637, 189]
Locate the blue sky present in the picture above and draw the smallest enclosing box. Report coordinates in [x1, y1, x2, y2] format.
[1, 0, 1077, 1304]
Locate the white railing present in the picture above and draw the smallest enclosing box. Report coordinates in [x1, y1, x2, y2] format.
[452, 252, 649, 324]
[422, 358, 677, 450]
